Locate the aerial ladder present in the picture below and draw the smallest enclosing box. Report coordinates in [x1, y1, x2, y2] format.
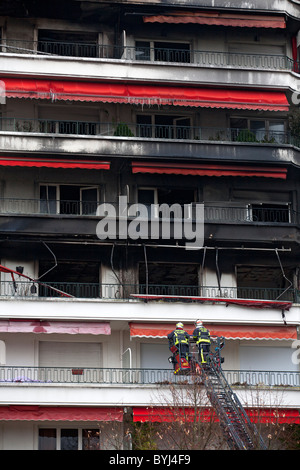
[169, 337, 267, 450]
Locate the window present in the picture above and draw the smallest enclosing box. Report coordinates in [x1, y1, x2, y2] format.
[236, 266, 294, 301]
[136, 114, 191, 139]
[135, 40, 190, 63]
[138, 187, 196, 218]
[140, 343, 172, 374]
[139, 262, 200, 296]
[39, 428, 100, 450]
[38, 30, 99, 57]
[230, 117, 286, 143]
[38, 261, 100, 298]
[250, 203, 290, 223]
[40, 185, 99, 215]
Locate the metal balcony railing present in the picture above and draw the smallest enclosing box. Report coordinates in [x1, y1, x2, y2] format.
[0, 366, 299, 387]
[0, 281, 297, 302]
[1, 39, 299, 73]
[0, 198, 298, 225]
[0, 118, 298, 148]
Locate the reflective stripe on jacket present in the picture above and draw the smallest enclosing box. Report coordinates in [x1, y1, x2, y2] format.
[173, 329, 189, 346]
[194, 327, 210, 344]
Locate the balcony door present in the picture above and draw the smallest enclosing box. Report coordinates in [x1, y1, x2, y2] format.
[40, 184, 99, 215]
[136, 114, 191, 139]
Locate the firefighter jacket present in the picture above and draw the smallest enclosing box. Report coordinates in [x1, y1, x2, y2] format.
[168, 328, 190, 346]
[193, 326, 211, 345]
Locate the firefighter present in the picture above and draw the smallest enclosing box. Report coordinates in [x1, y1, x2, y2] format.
[193, 320, 211, 364]
[167, 322, 190, 360]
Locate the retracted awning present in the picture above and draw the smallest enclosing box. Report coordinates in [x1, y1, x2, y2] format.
[0, 406, 123, 421]
[1, 78, 289, 111]
[0, 156, 110, 170]
[143, 11, 286, 29]
[133, 407, 300, 424]
[131, 162, 288, 179]
[129, 322, 297, 340]
[130, 294, 292, 311]
[0, 320, 111, 335]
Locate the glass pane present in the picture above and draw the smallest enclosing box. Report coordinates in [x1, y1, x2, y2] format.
[61, 429, 78, 450]
[135, 41, 150, 60]
[82, 429, 100, 450]
[40, 185, 57, 214]
[39, 428, 56, 450]
[136, 115, 152, 137]
[269, 121, 285, 143]
[250, 120, 265, 141]
[230, 118, 247, 141]
[81, 188, 98, 215]
[154, 42, 190, 63]
[138, 189, 155, 217]
[138, 189, 155, 205]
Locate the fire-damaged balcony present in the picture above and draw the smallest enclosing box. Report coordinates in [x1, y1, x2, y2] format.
[0, 198, 298, 243]
[0, 281, 297, 304]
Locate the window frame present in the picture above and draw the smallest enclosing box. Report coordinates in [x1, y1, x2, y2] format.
[39, 183, 100, 215]
[135, 39, 191, 63]
[38, 426, 101, 450]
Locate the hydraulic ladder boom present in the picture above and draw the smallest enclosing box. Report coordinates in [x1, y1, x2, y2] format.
[200, 356, 267, 450]
[185, 337, 267, 450]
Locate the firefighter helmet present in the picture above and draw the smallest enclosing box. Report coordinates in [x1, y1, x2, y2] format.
[196, 319, 203, 327]
[176, 322, 184, 329]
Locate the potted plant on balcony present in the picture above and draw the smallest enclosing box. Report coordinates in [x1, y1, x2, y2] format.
[113, 122, 134, 137]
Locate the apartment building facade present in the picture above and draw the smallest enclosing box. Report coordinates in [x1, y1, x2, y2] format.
[0, 0, 299, 450]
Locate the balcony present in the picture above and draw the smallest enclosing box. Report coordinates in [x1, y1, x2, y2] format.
[0, 198, 296, 221]
[0, 199, 298, 243]
[0, 282, 297, 303]
[2, 39, 299, 74]
[0, 365, 299, 388]
[0, 119, 299, 165]
[1, 118, 297, 145]
[0, 42, 298, 91]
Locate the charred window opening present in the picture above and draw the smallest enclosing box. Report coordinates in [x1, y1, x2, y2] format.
[236, 266, 294, 301]
[139, 262, 200, 296]
[38, 261, 100, 298]
[38, 30, 99, 57]
[251, 203, 290, 223]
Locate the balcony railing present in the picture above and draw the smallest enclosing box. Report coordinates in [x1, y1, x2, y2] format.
[1, 39, 299, 73]
[0, 282, 297, 302]
[0, 198, 298, 225]
[0, 118, 298, 148]
[0, 366, 299, 387]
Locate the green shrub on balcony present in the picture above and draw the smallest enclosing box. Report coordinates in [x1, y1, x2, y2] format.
[113, 122, 134, 137]
[236, 129, 258, 142]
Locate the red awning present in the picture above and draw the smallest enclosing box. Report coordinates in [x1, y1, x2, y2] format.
[0, 320, 111, 335]
[131, 162, 288, 179]
[133, 407, 300, 424]
[143, 12, 286, 29]
[129, 322, 297, 340]
[0, 156, 110, 170]
[133, 406, 216, 423]
[0, 406, 123, 421]
[1, 78, 289, 111]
